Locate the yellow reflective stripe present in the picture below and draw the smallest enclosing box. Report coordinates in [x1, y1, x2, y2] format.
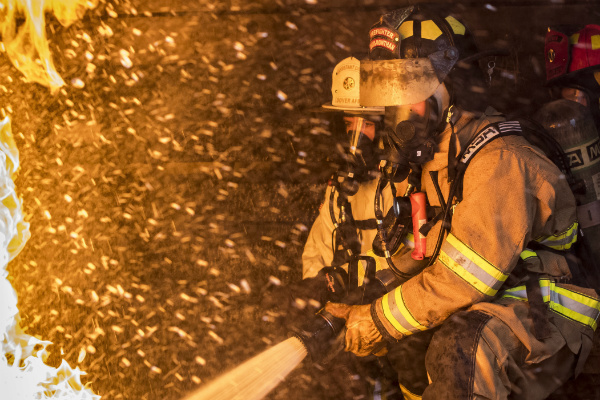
[592, 35, 600, 50]
[551, 284, 600, 330]
[439, 251, 498, 296]
[391, 286, 426, 332]
[421, 20, 442, 40]
[502, 293, 526, 301]
[382, 286, 427, 335]
[445, 16, 465, 35]
[366, 249, 384, 272]
[520, 249, 537, 260]
[501, 279, 600, 330]
[404, 232, 415, 249]
[446, 234, 506, 282]
[535, 222, 578, 250]
[399, 383, 422, 400]
[570, 33, 580, 44]
[381, 292, 411, 335]
[540, 279, 551, 302]
[550, 302, 598, 331]
[398, 21, 413, 39]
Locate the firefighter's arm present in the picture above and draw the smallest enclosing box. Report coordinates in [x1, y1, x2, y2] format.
[371, 145, 559, 341]
[302, 185, 340, 278]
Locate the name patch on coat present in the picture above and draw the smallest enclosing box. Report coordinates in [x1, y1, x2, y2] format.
[460, 121, 522, 164]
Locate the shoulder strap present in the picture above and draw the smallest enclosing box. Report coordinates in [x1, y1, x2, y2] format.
[453, 121, 524, 203]
[458, 121, 523, 168]
[517, 118, 583, 194]
[428, 120, 523, 266]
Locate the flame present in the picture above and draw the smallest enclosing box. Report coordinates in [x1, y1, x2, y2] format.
[0, 116, 99, 398]
[0, 0, 98, 93]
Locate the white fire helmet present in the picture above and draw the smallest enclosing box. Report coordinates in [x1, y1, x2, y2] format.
[322, 57, 384, 115]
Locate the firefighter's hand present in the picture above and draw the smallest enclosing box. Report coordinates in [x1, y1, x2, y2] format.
[324, 302, 387, 357]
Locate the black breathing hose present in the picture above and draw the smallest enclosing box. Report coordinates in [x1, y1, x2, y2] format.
[329, 183, 354, 260]
[374, 178, 412, 280]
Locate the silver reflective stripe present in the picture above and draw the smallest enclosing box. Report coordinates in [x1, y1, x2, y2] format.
[551, 291, 600, 324]
[386, 290, 420, 334]
[498, 121, 522, 132]
[442, 240, 505, 293]
[542, 284, 550, 299]
[502, 287, 527, 300]
[502, 285, 550, 300]
[501, 280, 600, 330]
[537, 230, 577, 248]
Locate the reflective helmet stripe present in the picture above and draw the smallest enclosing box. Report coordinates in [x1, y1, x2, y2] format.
[421, 20, 442, 41]
[445, 16, 465, 35]
[398, 21, 413, 39]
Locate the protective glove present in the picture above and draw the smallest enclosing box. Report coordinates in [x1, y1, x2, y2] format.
[324, 302, 387, 357]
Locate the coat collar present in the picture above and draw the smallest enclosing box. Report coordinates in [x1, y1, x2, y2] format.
[425, 107, 504, 172]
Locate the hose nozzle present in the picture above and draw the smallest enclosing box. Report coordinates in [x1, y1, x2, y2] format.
[292, 309, 345, 363]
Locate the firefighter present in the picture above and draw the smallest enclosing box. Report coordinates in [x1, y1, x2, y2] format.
[301, 55, 424, 295]
[537, 24, 600, 288]
[543, 24, 600, 127]
[302, 56, 388, 281]
[324, 6, 600, 400]
[299, 57, 406, 400]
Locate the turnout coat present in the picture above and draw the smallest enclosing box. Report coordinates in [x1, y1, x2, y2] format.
[369, 108, 599, 397]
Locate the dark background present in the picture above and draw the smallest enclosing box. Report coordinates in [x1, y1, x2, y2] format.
[3, 1, 600, 399]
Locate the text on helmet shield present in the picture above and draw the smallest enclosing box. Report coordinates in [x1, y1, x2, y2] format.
[370, 27, 400, 41]
[370, 38, 397, 53]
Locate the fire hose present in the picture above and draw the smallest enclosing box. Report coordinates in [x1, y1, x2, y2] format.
[292, 256, 400, 363]
[182, 256, 400, 400]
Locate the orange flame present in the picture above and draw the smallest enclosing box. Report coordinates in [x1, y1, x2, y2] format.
[0, 116, 100, 398]
[0, 1, 101, 397]
[0, 0, 98, 93]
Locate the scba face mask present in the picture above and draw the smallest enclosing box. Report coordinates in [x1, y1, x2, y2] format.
[342, 115, 382, 180]
[380, 85, 449, 182]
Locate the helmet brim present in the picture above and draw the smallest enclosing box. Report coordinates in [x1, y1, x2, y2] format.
[360, 52, 456, 106]
[321, 103, 385, 115]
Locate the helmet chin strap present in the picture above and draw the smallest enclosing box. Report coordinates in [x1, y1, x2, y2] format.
[435, 83, 453, 127]
[447, 105, 459, 184]
[441, 78, 459, 183]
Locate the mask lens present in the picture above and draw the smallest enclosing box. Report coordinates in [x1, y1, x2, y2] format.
[340, 115, 381, 179]
[560, 87, 589, 106]
[345, 116, 365, 155]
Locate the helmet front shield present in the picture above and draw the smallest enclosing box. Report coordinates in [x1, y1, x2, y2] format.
[360, 48, 458, 107]
[321, 56, 384, 114]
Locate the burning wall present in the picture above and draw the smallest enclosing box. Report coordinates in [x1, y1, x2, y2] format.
[0, 0, 100, 398]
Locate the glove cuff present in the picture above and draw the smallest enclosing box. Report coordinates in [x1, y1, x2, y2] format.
[370, 300, 403, 342]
